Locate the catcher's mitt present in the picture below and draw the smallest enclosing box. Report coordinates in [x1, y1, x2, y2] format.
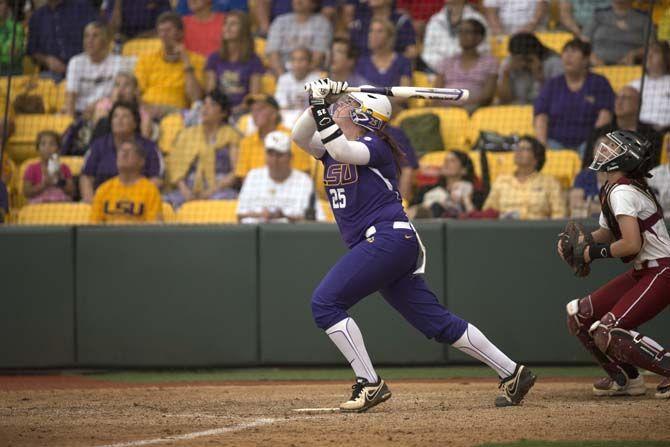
[559, 221, 593, 277]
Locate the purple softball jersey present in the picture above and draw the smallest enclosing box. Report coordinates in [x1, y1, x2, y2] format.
[321, 131, 408, 248]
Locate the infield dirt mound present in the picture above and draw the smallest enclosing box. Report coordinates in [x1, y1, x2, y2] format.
[1, 379, 668, 447]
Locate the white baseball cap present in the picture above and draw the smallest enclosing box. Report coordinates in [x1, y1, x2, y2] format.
[264, 130, 291, 154]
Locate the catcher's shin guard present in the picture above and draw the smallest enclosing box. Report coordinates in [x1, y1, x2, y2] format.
[592, 318, 670, 377]
[567, 299, 637, 385]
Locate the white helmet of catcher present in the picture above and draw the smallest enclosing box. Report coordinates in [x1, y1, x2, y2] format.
[336, 86, 392, 131]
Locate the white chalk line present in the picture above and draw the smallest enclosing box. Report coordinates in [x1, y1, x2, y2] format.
[93, 417, 279, 447]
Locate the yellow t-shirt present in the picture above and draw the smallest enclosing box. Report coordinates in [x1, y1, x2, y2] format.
[483, 172, 566, 220]
[134, 50, 205, 109]
[91, 176, 163, 224]
[234, 125, 312, 178]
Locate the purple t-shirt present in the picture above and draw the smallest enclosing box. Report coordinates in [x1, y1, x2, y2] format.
[534, 72, 615, 148]
[205, 53, 265, 107]
[354, 54, 412, 88]
[83, 134, 163, 189]
[321, 132, 407, 248]
[349, 10, 416, 56]
[386, 125, 419, 169]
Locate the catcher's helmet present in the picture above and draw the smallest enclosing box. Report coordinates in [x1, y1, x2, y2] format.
[589, 129, 652, 176]
[333, 87, 392, 131]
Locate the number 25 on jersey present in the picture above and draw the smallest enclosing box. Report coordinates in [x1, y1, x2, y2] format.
[329, 188, 347, 209]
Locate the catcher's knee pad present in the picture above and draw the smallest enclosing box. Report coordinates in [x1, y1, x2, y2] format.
[607, 328, 670, 377]
[566, 297, 595, 335]
[590, 312, 617, 353]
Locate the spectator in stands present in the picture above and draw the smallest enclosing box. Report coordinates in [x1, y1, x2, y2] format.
[183, 0, 225, 57]
[27, 0, 98, 81]
[484, 0, 548, 36]
[349, 0, 416, 60]
[483, 136, 566, 219]
[497, 33, 563, 105]
[276, 47, 321, 127]
[175, 0, 248, 15]
[23, 130, 74, 204]
[0, 0, 25, 76]
[583, 86, 662, 167]
[234, 93, 311, 181]
[585, 0, 652, 66]
[558, 0, 610, 41]
[0, 177, 7, 222]
[91, 72, 153, 140]
[104, 0, 172, 40]
[328, 38, 368, 87]
[134, 12, 205, 119]
[409, 149, 475, 219]
[422, 0, 489, 74]
[435, 18, 497, 113]
[534, 39, 614, 153]
[629, 41, 670, 131]
[354, 17, 411, 91]
[237, 130, 315, 223]
[265, 0, 332, 76]
[164, 91, 240, 208]
[65, 22, 133, 117]
[80, 101, 163, 202]
[205, 11, 264, 112]
[90, 140, 163, 223]
[649, 139, 670, 218]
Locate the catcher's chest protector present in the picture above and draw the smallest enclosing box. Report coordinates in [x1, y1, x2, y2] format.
[599, 177, 664, 263]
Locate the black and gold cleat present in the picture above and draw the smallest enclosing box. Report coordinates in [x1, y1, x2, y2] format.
[340, 377, 392, 413]
[495, 365, 536, 407]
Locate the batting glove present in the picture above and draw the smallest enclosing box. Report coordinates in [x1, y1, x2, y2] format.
[305, 78, 331, 100]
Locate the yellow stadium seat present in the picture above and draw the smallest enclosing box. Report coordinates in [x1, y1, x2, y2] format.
[484, 151, 514, 183]
[543, 150, 581, 189]
[469, 105, 534, 145]
[392, 107, 471, 151]
[162, 202, 175, 222]
[536, 32, 573, 55]
[489, 35, 510, 60]
[260, 72, 276, 95]
[418, 150, 447, 169]
[0, 76, 59, 113]
[122, 38, 162, 58]
[175, 199, 238, 223]
[319, 199, 335, 222]
[17, 202, 91, 225]
[158, 112, 184, 154]
[661, 133, 669, 165]
[592, 65, 642, 92]
[6, 114, 73, 163]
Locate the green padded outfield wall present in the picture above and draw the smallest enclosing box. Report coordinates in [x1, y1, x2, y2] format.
[0, 227, 75, 368]
[259, 222, 446, 364]
[445, 220, 670, 364]
[76, 225, 258, 367]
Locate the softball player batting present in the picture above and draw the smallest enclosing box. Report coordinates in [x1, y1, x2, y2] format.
[291, 78, 536, 412]
[558, 130, 670, 399]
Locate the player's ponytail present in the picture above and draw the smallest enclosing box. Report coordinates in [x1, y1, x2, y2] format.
[375, 129, 406, 176]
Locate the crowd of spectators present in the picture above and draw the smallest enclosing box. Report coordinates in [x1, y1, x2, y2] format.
[0, 0, 667, 225]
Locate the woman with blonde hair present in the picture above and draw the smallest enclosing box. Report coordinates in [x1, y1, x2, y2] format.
[204, 11, 265, 112]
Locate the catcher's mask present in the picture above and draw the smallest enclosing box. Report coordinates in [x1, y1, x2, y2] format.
[331, 92, 390, 132]
[589, 130, 652, 176]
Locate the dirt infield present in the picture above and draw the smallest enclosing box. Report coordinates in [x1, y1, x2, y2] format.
[1, 376, 669, 447]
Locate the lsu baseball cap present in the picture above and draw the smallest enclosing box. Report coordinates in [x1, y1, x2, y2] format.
[264, 131, 291, 153]
[244, 93, 280, 110]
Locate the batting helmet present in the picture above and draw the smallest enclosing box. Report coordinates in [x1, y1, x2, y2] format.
[334, 87, 392, 132]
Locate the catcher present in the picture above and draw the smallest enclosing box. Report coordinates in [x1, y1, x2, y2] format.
[557, 130, 670, 399]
